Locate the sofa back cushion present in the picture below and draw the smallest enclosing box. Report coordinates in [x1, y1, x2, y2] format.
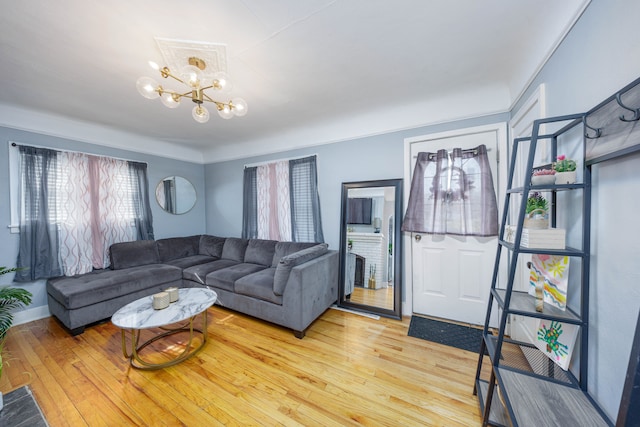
[221, 238, 249, 262]
[245, 239, 278, 266]
[109, 240, 160, 270]
[271, 241, 318, 267]
[200, 235, 226, 258]
[157, 235, 201, 262]
[273, 243, 329, 295]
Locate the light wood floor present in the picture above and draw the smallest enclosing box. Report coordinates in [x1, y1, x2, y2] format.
[349, 285, 394, 309]
[1, 307, 487, 426]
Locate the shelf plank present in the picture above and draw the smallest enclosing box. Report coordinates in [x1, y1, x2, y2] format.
[476, 379, 510, 427]
[497, 241, 586, 257]
[492, 289, 581, 323]
[496, 368, 611, 427]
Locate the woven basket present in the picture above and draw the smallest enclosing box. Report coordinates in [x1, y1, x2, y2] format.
[523, 209, 549, 229]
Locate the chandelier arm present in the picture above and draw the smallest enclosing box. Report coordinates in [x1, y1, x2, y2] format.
[202, 92, 227, 107]
[161, 69, 188, 86]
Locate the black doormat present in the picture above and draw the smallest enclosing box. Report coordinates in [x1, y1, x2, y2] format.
[408, 316, 484, 353]
[1, 386, 48, 426]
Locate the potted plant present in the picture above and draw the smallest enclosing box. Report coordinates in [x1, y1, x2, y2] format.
[553, 154, 577, 184]
[531, 168, 556, 186]
[0, 267, 32, 411]
[524, 192, 549, 229]
[347, 239, 353, 251]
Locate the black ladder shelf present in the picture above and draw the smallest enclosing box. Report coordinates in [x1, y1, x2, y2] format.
[473, 113, 613, 427]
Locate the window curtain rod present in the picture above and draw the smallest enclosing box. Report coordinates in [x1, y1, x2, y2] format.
[412, 146, 492, 159]
[9, 142, 148, 165]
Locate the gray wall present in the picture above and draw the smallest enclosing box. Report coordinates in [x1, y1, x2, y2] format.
[514, 0, 640, 420]
[204, 113, 508, 251]
[0, 126, 207, 313]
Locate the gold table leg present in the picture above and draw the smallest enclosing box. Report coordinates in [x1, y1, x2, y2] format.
[120, 310, 209, 370]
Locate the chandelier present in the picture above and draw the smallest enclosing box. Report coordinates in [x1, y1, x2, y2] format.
[136, 56, 247, 123]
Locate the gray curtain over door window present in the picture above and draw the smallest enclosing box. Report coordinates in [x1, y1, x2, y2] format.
[15, 146, 63, 281]
[402, 144, 498, 236]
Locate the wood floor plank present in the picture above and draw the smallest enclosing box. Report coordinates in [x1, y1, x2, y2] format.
[1, 306, 484, 426]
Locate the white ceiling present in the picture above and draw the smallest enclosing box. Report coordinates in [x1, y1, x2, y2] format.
[0, 0, 590, 164]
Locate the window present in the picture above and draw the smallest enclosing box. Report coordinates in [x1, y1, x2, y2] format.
[242, 155, 324, 242]
[13, 144, 154, 281]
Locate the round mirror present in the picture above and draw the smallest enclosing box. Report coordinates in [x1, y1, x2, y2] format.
[155, 176, 196, 214]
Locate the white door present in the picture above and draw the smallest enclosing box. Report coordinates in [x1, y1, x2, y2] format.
[406, 124, 505, 326]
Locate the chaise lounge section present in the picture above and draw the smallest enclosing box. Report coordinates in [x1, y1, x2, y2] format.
[46, 235, 339, 338]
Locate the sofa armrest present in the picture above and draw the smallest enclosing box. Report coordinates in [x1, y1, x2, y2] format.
[281, 250, 339, 333]
[273, 243, 328, 295]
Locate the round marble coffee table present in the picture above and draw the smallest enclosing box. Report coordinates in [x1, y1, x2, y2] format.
[112, 287, 217, 370]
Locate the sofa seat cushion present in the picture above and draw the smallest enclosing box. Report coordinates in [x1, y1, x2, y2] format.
[165, 254, 216, 269]
[234, 268, 282, 305]
[206, 263, 266, 292]
[47, 264, 182, 310]
[182, 259, 240, 285]
[157, 235, 201, 262]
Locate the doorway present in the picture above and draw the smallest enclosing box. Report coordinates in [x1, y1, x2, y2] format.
[404, 123, 507, 326]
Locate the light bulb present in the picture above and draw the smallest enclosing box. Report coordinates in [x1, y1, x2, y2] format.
[180, 65, 203, 88]
[148, 61, 159, 71]
[218, 104, 234, 120]
[192, 105, 210, 123]
[160, 92, 180, 108]
[231, 97, 248, 117]
[136, 77, 160, 99]
[212, 71, 232, 92]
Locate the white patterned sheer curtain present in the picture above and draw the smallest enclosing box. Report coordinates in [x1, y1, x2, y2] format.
[256, 160, 292, 241]
[58, 153, 138, 275]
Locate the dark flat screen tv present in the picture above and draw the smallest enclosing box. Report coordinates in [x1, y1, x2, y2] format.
[347, 198, 372, 224]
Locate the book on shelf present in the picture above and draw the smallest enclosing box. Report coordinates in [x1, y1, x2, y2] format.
[504, 225, 566, 249]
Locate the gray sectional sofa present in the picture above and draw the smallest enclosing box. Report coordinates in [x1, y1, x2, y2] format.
[46, 235, 339, 338]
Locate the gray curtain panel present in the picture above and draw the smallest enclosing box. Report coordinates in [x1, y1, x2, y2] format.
[289, 155, 324, 243]
[242, 166, 258, 239]
[15, 146, 63, 282]
[402, 144, 498, 236]
[129, 161, 155, 241]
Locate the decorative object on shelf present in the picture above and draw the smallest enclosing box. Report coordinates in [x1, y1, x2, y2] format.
[528, 254, 569, 310]
[152, 291, 170, 310]
[535, 319, 579, 370]
[165, 287, 179, 303]
[531, 168, 556, 186]
[368, 264, 376, 288]
[524, 192, 549, 229]
[136, 39, 247, 123]
[347, 239, 353, 251]
[373, 217, 382, 233]
[553, 154, 577, 184]
[0, 266, 33, 412]
[504, 226, 566, 249]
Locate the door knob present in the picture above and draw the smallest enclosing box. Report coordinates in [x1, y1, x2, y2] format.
[414, 234, 422, 241]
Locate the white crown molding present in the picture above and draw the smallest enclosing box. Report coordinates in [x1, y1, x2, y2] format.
[0, 104, 204, 164]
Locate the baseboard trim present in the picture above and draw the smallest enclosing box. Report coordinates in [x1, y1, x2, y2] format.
[13, 305, 51, 326]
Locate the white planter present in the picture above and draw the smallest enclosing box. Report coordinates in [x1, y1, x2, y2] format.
[555, 171, 576, 184]
[531, 175, 556, 186]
